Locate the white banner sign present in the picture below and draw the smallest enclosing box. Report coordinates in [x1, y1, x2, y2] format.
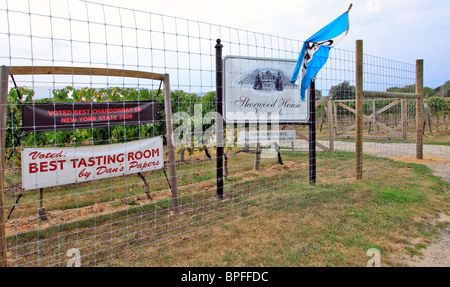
[224, 56, 309, 124]
[21, 137, 164, 190]
[237, 130, 296, 144]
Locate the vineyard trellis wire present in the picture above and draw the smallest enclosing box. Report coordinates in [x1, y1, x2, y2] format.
[0, 0, 425, 267]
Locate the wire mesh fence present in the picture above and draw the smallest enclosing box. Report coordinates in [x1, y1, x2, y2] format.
[0, 0, 425, 267]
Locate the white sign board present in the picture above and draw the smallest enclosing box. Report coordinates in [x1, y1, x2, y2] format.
[21, 137, 164, 190]
[237, 130, 296, 144]
[224, 56, 309, 124]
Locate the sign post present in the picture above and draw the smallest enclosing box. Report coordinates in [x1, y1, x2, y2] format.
[163, 74, 180, 213]
[0, 66, 9, 267]
[215, 39, 224, 200]
[355, 40, 363, 180]
[309, 80, 316, 186]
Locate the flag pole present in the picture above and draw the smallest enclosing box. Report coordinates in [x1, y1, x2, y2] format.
[309, 79, 316, 186]
[348, 3, 353, 12]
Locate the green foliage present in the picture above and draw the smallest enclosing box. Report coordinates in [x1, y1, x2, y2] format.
[329, 81, 356, 116]
[375, 187, 426, 204]
[445, 81, 450, 97]
[387, 84, 415, 94]
[434, 80, 450, 97]
[329, 81, 355, 100]
[427, 96, 448, 132]
[316, 102, 326, 118]
[423, 87, 435, 98]
[427, 96, 447, 119]
[446, 97, 450, 116]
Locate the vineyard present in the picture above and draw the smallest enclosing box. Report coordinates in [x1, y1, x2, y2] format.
[3, 82, 432, 266]
[8, 84, 448, 156]
[1, 79, 433, 267]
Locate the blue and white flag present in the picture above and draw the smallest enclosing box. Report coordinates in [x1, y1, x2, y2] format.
[291, 11, 350, 101]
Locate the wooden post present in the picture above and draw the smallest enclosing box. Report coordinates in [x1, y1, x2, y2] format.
[0, 66, 9, 267]
[163, 73, 180, 214]
[333, 100, 339, 137]
[416, 59, 424, 160]
[355, 40, 364, 180]
[254, 143, 261, 171]
[38, 188, 47, 221]
[401, 99, 408, 140]
[327, 97, 334, 155]
[423, 102, 433, 135]
[372, 99, 377, 137]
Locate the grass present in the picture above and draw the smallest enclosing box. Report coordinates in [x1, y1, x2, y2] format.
[128, 160, 448, 267]
[4, 149, 368, 266]
[375, 187, 427, 204]
[3, 142, 448, 267]
[423, 131, 450, 146]
[404, 243, 428, 257]
[3, 149, 299, 219]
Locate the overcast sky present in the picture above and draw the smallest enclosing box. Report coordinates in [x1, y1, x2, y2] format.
[90, 0, 450, 89]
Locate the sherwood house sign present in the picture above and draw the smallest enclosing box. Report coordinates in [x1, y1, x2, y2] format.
[223, 56, 309, 124]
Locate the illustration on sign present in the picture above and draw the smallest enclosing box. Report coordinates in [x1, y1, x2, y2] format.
[232, 67, 297, 95]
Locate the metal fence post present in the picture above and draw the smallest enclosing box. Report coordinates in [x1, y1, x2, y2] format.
[355, 40, 364, 180]
[0, 66, 9, 267]
[309, 80, 316, 186]
[215, 39, 224, 199]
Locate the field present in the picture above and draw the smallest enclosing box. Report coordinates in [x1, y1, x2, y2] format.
[3, 147, 386, 266]
[130, 161, 449, 267]
[3, 140, 448, 266]
[3, 108, 449, 266]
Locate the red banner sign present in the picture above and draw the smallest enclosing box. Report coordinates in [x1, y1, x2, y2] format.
[22, 101, 158, 132]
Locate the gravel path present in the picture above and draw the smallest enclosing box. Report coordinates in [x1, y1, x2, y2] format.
[284, 140, 450, 267]
[285, 140, 450, 183]
[401, 214, 449, 267]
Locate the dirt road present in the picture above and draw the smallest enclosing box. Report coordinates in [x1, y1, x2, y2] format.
[285, 140, 449, 182]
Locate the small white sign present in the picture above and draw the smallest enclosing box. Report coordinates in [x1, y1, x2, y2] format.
[21, 137, 164, 190]
[238, 130, 296, 144]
